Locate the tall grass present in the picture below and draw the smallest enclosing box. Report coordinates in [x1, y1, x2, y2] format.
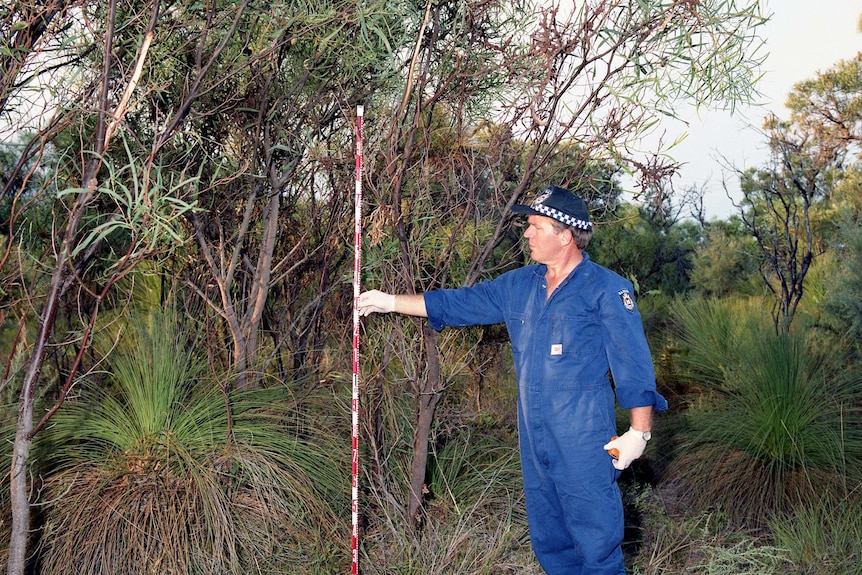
[770, 495, 862, 575]
[666, 298, 862, 527]
[361, 425, 541, 574]
[35, 310, 344, 574]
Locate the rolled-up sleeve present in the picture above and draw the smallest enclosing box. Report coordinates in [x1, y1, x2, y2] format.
[599, 283, 668, 412]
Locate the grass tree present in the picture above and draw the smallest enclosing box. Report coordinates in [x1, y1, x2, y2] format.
[35, 309, 343, 574]
[667, 298, 862, 527]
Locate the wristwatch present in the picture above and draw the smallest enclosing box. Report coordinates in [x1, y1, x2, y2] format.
[632, 428, 652, 441]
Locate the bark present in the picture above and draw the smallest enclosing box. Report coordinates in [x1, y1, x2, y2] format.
[7, 259, 67, 575]
[406, 325, 444, 528]
[187, 179, 281, 391]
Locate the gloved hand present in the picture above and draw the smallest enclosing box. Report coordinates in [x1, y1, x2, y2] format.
[603, 427, 648, 470]
[358, 290, 396, 316]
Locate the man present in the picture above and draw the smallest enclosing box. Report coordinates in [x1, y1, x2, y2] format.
[359, 185, 667, 575]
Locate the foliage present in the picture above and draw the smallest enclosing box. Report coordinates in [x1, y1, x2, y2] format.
[590, 201, 701, 297]
[33, 309, 343, 574]
[820, 205, 862, 359]
[58, 141, 198, 262]
[665, 298, 862, 527]
[0, 135, 53, 243]
[0, 0, 794, 569]
[769, 496, 862, 575]
[630, 490, 792, 575]
[784, 53, 862, 166]
[689, 216, 762, 298]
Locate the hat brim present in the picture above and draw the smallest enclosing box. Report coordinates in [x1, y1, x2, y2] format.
[511, 204, 539, 215]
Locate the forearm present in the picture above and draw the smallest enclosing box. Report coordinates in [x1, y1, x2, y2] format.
[629, 405, 653, 432]
[394, 294, 427, 317]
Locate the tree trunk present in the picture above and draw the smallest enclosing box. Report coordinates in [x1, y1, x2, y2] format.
[7, 248, 69, 575]
[8, 392, 35, 575]
[406, 325, 443, 529]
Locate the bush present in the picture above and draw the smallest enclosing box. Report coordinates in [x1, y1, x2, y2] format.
[35, 310, 343, 574]
[665, 298, 862, 527]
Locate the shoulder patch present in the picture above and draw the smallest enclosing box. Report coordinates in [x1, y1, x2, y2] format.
[618, 289, 635, 312]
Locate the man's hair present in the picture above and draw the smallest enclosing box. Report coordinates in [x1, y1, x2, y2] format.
[550, 218, 592, 250]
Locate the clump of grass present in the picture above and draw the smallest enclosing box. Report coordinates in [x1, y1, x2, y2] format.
[360, 496, 542, 575]
[360, 426, 541, 574]
[35, 310, 343, 575]
[666, 298, 862, 527]
[769, 495, 862, 575]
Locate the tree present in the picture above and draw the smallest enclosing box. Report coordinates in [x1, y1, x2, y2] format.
[1, 1, 403, 567]
[97, 0, 405, 391]
[735, 158, 822, 331]
[365, 0, 767, 528]
[1, 3, 199, 572]
[0, 1, 77, 116]
[784, 53, 862, 161]
[732, 53, 862, 330]
[0, 0, 770, 561]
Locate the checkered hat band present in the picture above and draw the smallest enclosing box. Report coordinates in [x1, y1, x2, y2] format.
[531, 202, 592, 230]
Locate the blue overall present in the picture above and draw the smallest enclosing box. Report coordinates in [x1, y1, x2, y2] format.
[424, 253, 668, 575]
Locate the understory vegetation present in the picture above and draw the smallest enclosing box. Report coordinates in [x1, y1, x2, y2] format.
[2, 293, 859, 574]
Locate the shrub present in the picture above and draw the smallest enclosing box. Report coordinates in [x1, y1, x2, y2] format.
[665, 298, 862, 527]
[35, 310, 343, 574]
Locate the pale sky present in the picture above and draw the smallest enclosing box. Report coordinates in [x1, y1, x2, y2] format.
[651, 0, 862, 219]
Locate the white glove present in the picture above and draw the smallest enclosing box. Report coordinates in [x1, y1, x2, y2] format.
[603, 427, 648, 470]
[358, 290, 396, 316]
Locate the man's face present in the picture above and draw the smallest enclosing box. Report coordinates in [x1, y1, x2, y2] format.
[523, 214, 567, 263]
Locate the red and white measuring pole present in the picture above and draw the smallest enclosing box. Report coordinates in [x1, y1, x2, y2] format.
[351, 104, 364, 575]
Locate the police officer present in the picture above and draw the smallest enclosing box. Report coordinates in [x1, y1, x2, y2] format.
[359, 185, 667, 575]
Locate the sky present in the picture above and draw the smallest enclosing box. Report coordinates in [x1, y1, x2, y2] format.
[646, 0, 862, 219]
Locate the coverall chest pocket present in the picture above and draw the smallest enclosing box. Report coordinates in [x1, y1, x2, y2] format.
[507, 312, 527, 354]
[548, 313, 601, 362]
